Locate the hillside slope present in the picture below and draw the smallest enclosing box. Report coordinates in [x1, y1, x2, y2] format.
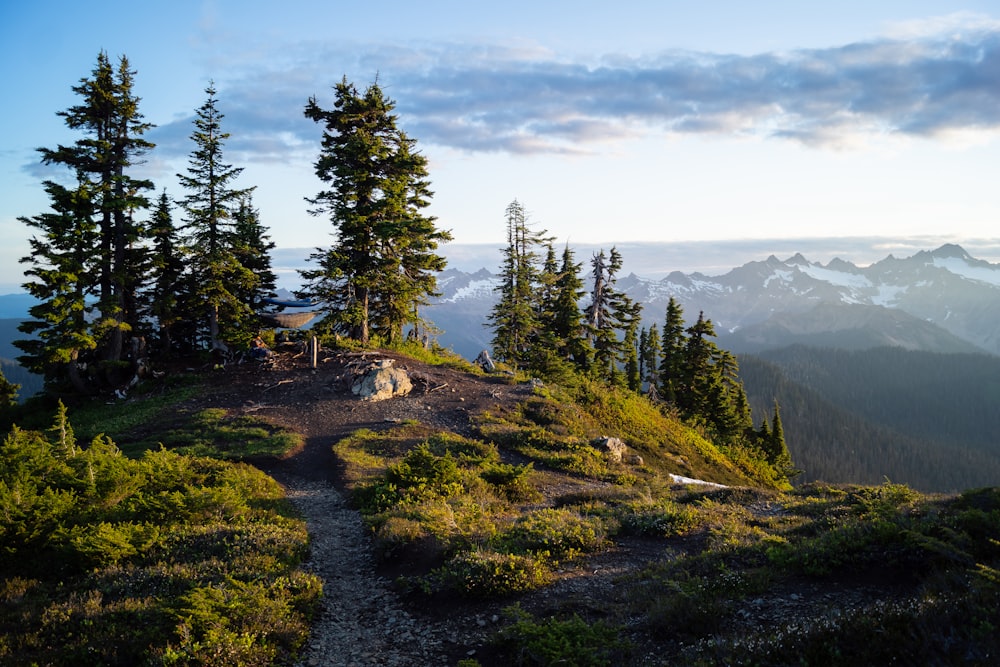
[739, 353, 1000, 492]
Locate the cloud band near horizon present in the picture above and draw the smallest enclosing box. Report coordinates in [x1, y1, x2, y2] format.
[101, 17, 1000, 166]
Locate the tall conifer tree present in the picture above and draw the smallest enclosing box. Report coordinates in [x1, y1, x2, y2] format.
[146, 191, 185, 355]
[489, 200, 549, 367]
[659, 297, 686, 404]
[551, 244, 591, 370]
[17, 52, 154, 393]
[177, 82, 259, 351]
[301, 77, 450, 345]
[231, 195, 277, 315]
[640, 323, 661, 389]
[585, 247, 641, 385]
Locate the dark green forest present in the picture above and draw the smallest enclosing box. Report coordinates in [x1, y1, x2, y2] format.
[739, 347, 1000, 491]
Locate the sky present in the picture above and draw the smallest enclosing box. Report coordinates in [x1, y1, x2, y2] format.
[3, 1, 1000, 291]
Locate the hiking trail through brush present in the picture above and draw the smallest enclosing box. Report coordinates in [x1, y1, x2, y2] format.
[175, 348, 905, 666]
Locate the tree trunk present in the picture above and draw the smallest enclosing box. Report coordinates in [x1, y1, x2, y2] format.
[66, 350, 90, 395]
[358, 287, 370, 346]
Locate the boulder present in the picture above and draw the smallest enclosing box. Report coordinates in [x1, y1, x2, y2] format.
[591, 436, 628, 463]
[352, 363, 413, 401]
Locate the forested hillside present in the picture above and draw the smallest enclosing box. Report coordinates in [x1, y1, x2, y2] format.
[739, 348, 1000, 491]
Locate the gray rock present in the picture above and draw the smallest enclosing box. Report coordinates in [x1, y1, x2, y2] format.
[352, 365, 413, 401]
[591, 435, 628, 463]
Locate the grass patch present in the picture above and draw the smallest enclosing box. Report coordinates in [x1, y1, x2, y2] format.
[131, 408, 303, 459]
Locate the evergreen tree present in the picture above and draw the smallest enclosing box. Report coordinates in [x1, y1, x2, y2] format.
[623, 317, 641, 391]
[527, 242, 568, 375]
[177, 82, 259, 351]
[17, 52, 154, 393]
[640, 323, 661, 389]
[552, 244, 592, 370]
[301, 77, 450, 345]
[658, 297, 686, 405]
[679, 311, 718, 417]
[704, 349, 753, 441]
[17, 182, 98, 392]
[765, 400, 794, 475]
[146, 191, 185, 355]
[537, 243, 560, 335]
[231, 195, 277, 315]
[0, 367, 19, 409]
[488, 200, 549, 367]
[585, 247, 641, 385]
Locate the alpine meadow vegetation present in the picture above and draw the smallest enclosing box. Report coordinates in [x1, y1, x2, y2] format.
[4, 52, 999, 667]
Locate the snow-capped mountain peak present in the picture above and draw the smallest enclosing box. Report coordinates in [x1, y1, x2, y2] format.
[427, 244, 1000, 358]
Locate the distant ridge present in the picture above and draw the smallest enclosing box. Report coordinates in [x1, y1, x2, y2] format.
[424, 243, 1000, 359]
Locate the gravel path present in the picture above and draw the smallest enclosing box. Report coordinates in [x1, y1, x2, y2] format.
[279, 478, 461, 667]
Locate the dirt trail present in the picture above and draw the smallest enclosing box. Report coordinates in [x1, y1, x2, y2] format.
[208, 350, 517, 665]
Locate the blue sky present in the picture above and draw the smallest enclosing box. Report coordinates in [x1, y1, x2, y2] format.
[3, 1, 1000, 291]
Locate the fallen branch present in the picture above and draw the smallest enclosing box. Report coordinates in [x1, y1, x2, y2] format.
[263, 378, 294, 392]
[427, 382, 449, 393]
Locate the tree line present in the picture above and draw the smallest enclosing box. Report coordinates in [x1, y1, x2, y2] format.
[13, 54, 450, 396]
[487, 200, 792, 477]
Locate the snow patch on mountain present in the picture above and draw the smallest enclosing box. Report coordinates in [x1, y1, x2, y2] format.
[798, 263, 871, 291]
[441, 278, 498, 303]
[932, 257, 1000, 287]
[426, 243, 1000, 358]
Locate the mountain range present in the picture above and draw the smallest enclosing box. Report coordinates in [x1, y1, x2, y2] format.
[427, 243, 1000, 359]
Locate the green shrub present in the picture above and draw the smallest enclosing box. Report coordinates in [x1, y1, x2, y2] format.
[480, 461, 540, 502]
[497, 605, 631, 667]
[498, 508, 608, 561]
[617, 498, 701, 537]
[386, 443, 464, 501]
[0, 410, 320, 665]
[427, 550, 552, 597]
[164, 576, 315, 666]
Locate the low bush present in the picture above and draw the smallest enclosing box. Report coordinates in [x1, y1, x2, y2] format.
[0, 412, 320, 666]
[495, 605, 632, 667]
[480, 461, 540, 502]
[616, 498, 701, 537]
[425, 550, 553, 597]
[497, 508, 608, 562]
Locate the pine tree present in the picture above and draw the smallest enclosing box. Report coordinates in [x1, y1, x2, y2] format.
[585, 247, 641, 385]
[765, 400, 794, 476]
[526, 242, 567, 375]
[658, 297, 686, 405]
[17, 52, 154, 393]
[552, 244, 592, 370]
[623, 317, 641, 391]
[17, 182, 98, 392]
[640, 323, 661, 390]
[301, 77, 450, 345]
[0, 367, 19, 409]
[678, 311, 718, 417]
[177, 82, 259, 352]
[146, 191, 185, 355]
[231, 195, 277, 315]
[488, 200, 550, 367]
